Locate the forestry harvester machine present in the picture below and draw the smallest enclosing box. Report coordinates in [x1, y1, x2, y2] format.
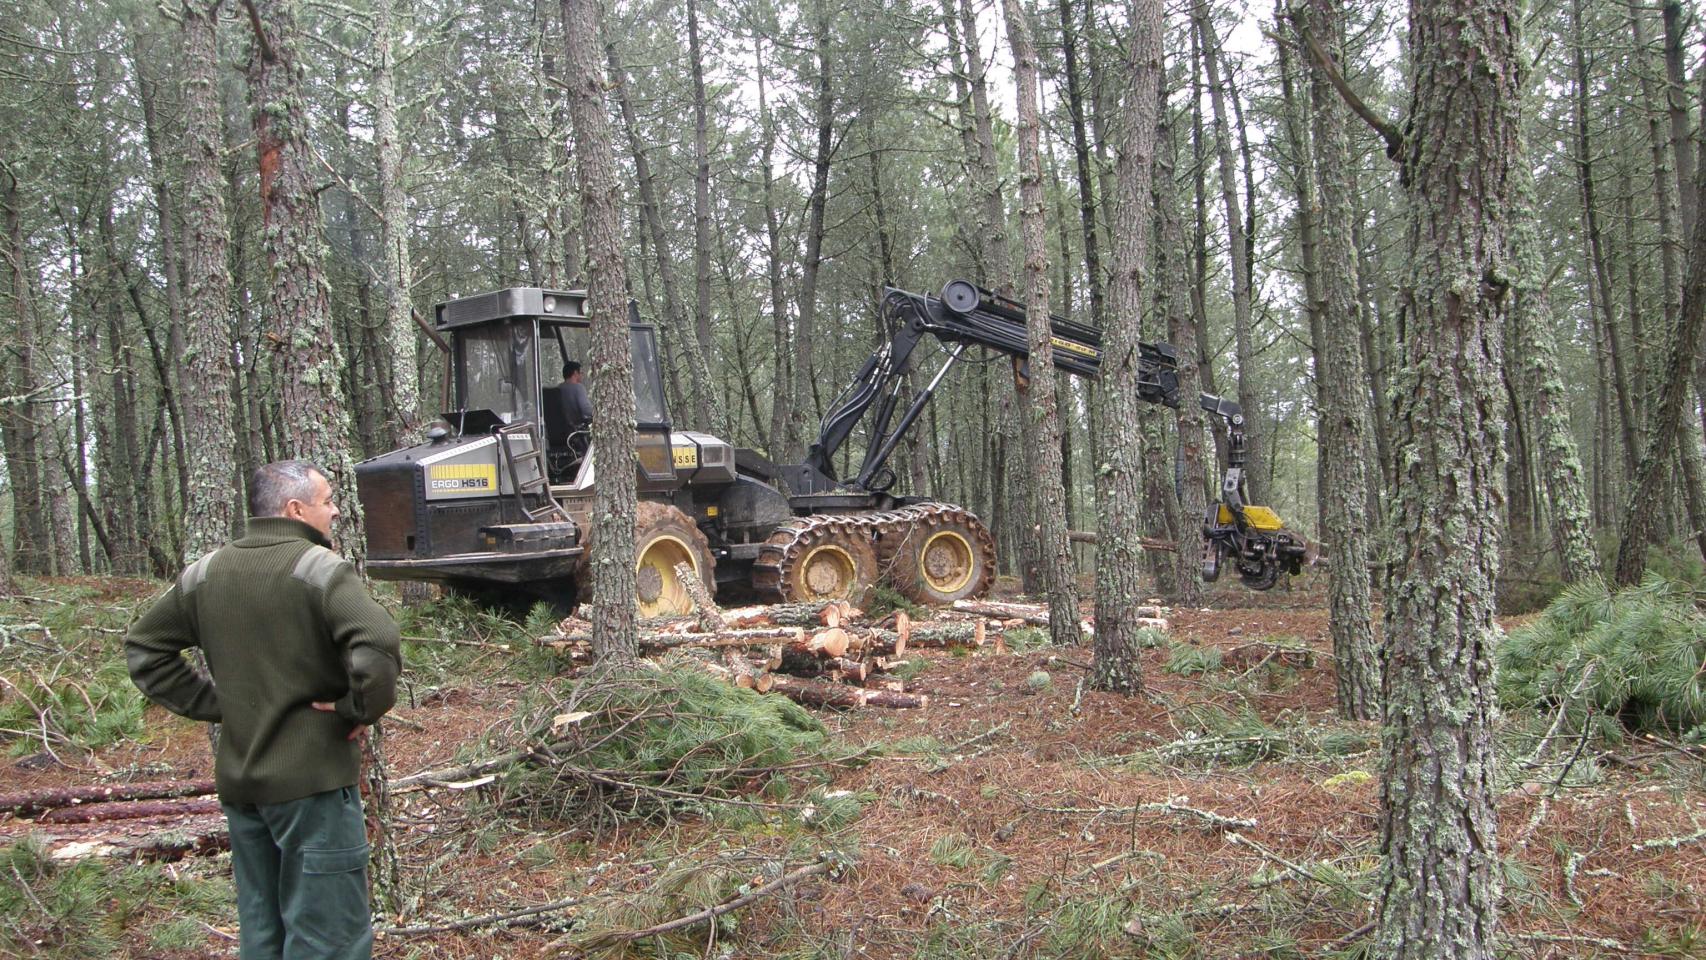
[355, 281, 1307, 616]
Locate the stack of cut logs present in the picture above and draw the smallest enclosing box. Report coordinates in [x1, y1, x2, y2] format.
[545, 570, 1171, 711]
[543, 564, 1023, 710]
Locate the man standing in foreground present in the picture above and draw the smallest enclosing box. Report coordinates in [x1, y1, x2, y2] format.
[127, 460, 402, 960]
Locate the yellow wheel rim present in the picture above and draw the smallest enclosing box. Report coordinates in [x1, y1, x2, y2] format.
[636, 534, 696, 618]
[798, 544, 857, 599]
[919, 531, 975, 595]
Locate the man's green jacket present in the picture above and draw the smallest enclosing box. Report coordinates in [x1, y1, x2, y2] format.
[126, 517, 402, 805]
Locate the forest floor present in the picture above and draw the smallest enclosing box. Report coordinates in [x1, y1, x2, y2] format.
[1, 575, 1703, 959]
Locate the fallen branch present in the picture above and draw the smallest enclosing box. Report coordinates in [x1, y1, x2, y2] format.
[672, 561, 727, 633]
[390, 741, 574, 792]
[37, 797, 221, 824]
[573, 856, 833, 947]
[769, 675, 927, 709]
[1225, 832, 1372, 902]
[401, 633, 512, 651]
[1030, 798, 1256, 832]
[1631, 827, 1706, 852]
[380, 895, 585, 937]
[0, 778, 216, 817]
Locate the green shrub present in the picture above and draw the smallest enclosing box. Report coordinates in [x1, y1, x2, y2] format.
[502, 662, 831, 823]
[0, 838, 233, 958]
[866, 585, 924, 620]
[0, 659, 147, 756]
[1164, 644, 1223, 676]
[1498, 574, 1706, 735]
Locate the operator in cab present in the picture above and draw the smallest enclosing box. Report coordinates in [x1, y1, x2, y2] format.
[560, 360, 593, 436]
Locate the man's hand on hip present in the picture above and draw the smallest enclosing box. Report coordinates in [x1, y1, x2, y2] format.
[311, 701, 368, 740]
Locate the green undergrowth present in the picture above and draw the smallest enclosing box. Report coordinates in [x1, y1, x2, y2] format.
[865, 585, 925, 620]
[1090, 704, 1375, 771]
[499, 662, 841, 826]
[559, 843, 854, 958]
[1498, 574, 1706, 740]
[0, 837, 233, 958]
[0, 581, 153, 757]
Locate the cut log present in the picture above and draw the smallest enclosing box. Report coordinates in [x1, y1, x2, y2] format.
[0, 811, 230, 862]
[672, 561, 728, 632]
[801, 627, 851, 658]
[769, 675, 928, 709]
[0, 779, 216, 817]
[37, 797, 222, 824]
[721, 602, 860, 629]
[859, 628, 907, 656]
[904, 621, 986, 648]
[894, 611, 910, 653]
[951, 599, 1051, 625]
[551, 627, 805, 650]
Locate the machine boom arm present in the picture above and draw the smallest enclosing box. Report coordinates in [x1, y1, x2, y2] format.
[797, 280, 1250, 496]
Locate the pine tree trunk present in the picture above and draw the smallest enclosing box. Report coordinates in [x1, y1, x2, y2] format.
[687, 0, 723, 439]
[1195, 1, 1264, 507]
[1571, 1, 1641, 475]
[561, 0, 638, 661]
[1614, 89, 1706, 585]
[606, 41, 702, 435]
[755, 37, 791, 461]
[1299, 0, 1379, 719]
[0, 156, 49, 576]
[373, 0, 421, 445]
[1187, 27, 1231, 473]
[1509, 139, 1601, 581]
[1375, 0, 1516, 952]
[1156, 95, 1207, 607]
[1057, 0, 1103, 329]
[787, 1, 835, 464]
[1002, 0, 1078, 645]
[243, 0, 364, 555]
[180, 1, 242, 559]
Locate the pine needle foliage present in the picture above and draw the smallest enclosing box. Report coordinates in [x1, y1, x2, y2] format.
[502, 661, 831, 824]
[1498, 574, 1706, 737]
[0, 837, 232, 957]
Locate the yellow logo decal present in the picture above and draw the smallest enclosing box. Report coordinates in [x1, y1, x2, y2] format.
[427, 463, 497, 493]
[1048, 336, 1098, 359]
[672, 446, 699, 468]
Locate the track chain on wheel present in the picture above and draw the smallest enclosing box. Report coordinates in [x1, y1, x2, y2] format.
[750, 503, 996, 605]
[876, 502, 996, 603]
[750, 514, 876, 603]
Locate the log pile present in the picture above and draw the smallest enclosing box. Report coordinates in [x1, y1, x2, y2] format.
[1, 779, 227, 862]
[543, 592, 974, 709]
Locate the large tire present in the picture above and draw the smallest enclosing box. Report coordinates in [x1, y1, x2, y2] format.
[631, 502, 716, 618]
[889, 512, 994, 604]
[754, 519, 879, 605]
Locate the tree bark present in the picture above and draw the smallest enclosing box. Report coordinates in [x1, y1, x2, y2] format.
[561, 0, 638, 660]
[374, 0, 421, 446]
[242, 0, 364, 555]
[1299, 0, 1379, 720]
[1614, 79, 1706, 584]
[1375, 0, 1516, 952]
[1001, 0, 1079, 646]
[180, 0, 242, 559]
[1156, 90, 1207, 607]
[1091, 0, 1164, 692]
[1195, 1, 1264, 506]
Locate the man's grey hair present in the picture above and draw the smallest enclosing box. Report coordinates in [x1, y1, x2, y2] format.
[249, 460, 327, 518]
